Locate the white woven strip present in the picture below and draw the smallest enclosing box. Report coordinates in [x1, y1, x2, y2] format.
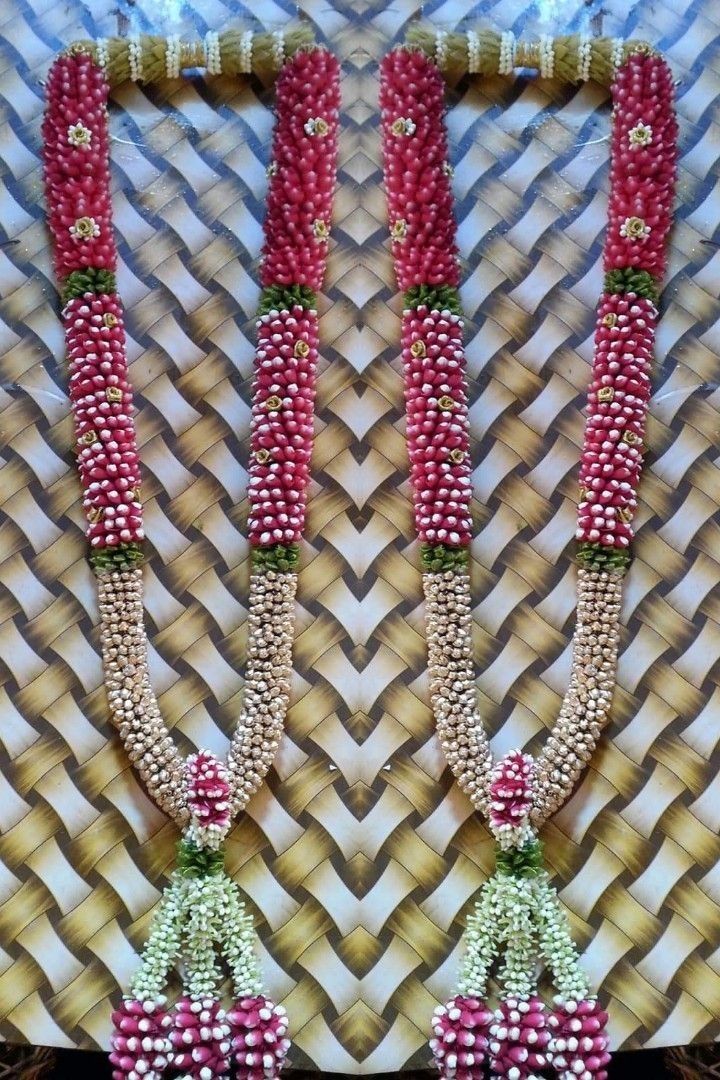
[240, 29, 254, 74]
[467, 30, 480, 74]
[95, 37, 109, 71]
[272, 29, 285, 69]
[128, 34, 143, 82]
[578, 34, 592, 81]
[539, 33, 555, 78]
[611, 37, 625, 73]
[435, 29, 449, 70]
[165, 34, 181, 79]
[498, 30, 515, 76]
[204, 30, 222, 76]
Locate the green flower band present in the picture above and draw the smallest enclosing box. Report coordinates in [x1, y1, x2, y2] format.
[257, 283, 317, 315]
[252, 542, 300, 573]
[89, 541, 145, 573]
[575, 540, 631, 572]
[62, 267, 117, 302]
[420, 542, 469, 573]
[603, 267, 659, 303]
[404, 283, 462, 314]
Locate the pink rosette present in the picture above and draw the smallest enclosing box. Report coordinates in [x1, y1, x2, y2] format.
[42, 50, 116, 277]
[604, 51, 678, 277]
[261, 48, 340, 290]
[247, 305, 318, 547]
[109, 997, 172, 1080]
[380, 48, 460, 290]
[576, 292, 655, 547]
[488, 751, 535, 836]
[548, 998, 611, 1080]
[489, 996, 551, 1079]
[228, 995, 291, 1079]
[64, 291, 143, 547]
[186, 751, 232, 838]
[430, 994, 494, 1078]
[402, 305, 473, 545]
[169, 996, 231, 1079]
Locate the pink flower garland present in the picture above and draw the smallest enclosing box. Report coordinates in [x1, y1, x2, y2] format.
[402, 306, 473, 545]
[247, 305, 318, 546]
[64, 292, 144, 547]
[381, 40, 678, 1080]
[261, 48, 340, 290]
[44, 42, 340, 1080]
[42, 50, 116, 276]
[379, 48, 460, 289]
[604, 51, 678, 277]
[576, 294, 655, 547]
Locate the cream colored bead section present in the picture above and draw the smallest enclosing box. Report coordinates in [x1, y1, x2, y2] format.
[423, 571, 494, 815]
[531, 568, 623, 828]
[97, 568, 188, 825]
[226, 570, 297, 817]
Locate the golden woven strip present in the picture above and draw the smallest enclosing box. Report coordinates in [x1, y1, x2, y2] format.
[0, 0, 719, 1073]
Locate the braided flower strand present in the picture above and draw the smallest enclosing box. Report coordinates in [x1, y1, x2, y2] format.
[381, 42, 677, 1080]
[44, 43, 339, 1080]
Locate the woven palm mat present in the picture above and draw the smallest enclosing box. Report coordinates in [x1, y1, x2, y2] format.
[1, 0, 720, 1072]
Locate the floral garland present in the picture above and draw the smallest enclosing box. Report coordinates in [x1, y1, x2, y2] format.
[380, 38, 677, 1080]
[42, 39, 340, 1080]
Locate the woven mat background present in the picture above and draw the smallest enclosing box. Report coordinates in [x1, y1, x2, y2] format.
[0, 0, 720, 1071]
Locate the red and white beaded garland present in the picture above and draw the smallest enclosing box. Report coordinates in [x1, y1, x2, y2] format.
[43, 38, 339, 1080]
[381, 36, 677, 1080]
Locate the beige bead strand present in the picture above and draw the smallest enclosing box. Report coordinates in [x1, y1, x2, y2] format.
[226, 570, 297, 817]
[97, 568, 189, 825]
[423, 570, 494, 815]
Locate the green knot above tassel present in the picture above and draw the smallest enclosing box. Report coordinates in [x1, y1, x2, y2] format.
[176, 838, 225, 878]
[496, 839, 545, 879]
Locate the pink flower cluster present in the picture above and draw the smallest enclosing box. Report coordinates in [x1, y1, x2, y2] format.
[380, 48, 459, 290]
[430, 995, 493, 1078]
[489, 996, 550, 1078]
[109, 998, 172, 1080]
[576, 293, 655, 547]
[261, 48, 340, 290]
[402, 305, 473, 545]
[488, 751, 535, 836]
[42, 51, 116, 277]
[228, 995, 290, 1078]
[248, 305, 318, 547]
[548, 998, 611, 1080]
[186, 751, 231, 837]
[169, 996, 231, 1078]
[604, 52, 677, 277]
[64, 292, 143, 547]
